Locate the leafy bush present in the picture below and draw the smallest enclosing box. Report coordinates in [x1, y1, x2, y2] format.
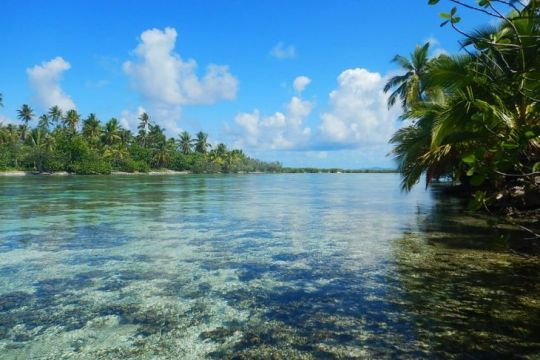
[116, 159, 149, 173]
[69, 159, 111, 175]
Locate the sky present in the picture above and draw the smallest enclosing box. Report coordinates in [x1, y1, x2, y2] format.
[0, 1, 488, 168]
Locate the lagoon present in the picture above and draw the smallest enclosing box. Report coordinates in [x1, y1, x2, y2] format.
[0, 174, 539, 358]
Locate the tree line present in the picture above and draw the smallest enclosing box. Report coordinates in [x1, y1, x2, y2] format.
[0, 103, 282, 174]
[384, 0, 539, 210]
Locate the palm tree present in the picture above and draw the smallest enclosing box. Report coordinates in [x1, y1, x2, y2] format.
[389, 4, 540, 192]
[38, 114, 51, 131]
[27, 128, 50, 172]
[82, 113, 102, 143]
[102, 118, 121, 146]
[152, 141, 172, 168]
[63, 109, 80, 133]
[178, 131, 193, 155]
[194, 131, 211, 154]
[48, 106, 63, 128]
[215, 143, 227, 157]
[148, 124, 166, 149]
[119, 129, 132, 147]
[384, 42, 432, 109]
[137, 112, 150, 147]
[3, 124, 21, 168]
[17, 104, 34, 140]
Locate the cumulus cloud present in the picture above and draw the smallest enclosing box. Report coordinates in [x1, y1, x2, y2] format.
[123, 27, 238, 132]
[119, 105, 183, 135]
[270, 42, 296, 60]
[119, 106, 146, 131]
[232, 94, 313, 150]
[230, 69, 400, 154]
[0, 115, 18, 126]
[293, 76, 311, 93]
[318, 68, 400, 148]
[424, 37, 448, 57]
[27, 57, 76, 111]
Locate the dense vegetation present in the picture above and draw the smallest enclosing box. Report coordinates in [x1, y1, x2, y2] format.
[0, 105, 283, 174]
[385, 0, 539, 211]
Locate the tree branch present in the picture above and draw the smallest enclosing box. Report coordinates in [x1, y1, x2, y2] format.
[449, 0, 501, 17]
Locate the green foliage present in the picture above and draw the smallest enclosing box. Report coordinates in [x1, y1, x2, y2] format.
[116, 158, 149, 173]
[389, 0, 540, 204]
[69, 159, 112, 175]
[0, 107, 283, 174]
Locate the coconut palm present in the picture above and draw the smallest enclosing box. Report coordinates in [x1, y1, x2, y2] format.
[63, 109, 80, 133]
[103, 146, 128, 167]
[119, 129, 132, 147]
[38, 114, 51, 131]
[102, 118, 121, 146]
[137, 112, 150, 147]
[17, 104, 34, 140]
[152, 141, 172, 168]
[194, 131, 211, 154]
[27, 128, 49, 172]
[48, 106, 63, 128]
[389, 4, 540, 193]
[147, 124, 166, 149]
[3, 124, 21, 167]
[82, 113, 102, 143]
[384, 42, 432, 109]
[215, 143, 227, 157]
[178, 131, 193, 155]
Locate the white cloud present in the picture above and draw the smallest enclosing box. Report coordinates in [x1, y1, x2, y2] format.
[27, 57, 76, 111]
[293, 76, 311, 93]
[123, 27, 238, 133]
[424, 36, 439, 47]
[270, 42, 296, 60]
[119, 105, 183, 135]
[229, 68, 400, 163]
[306, 151, 328, 159]
[0, 115, 19, 126]
[424, 37, 448, 58]
[232, 94, 313, 150]
[119, 106, 146, 131]
[319, 68, 400, 148]
[432, 48, 449, 57]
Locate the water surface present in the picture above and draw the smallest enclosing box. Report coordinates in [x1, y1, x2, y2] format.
[0, 174, 539, 359]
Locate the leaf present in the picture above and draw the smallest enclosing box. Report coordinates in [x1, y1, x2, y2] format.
[440, 20, 450, 27]
[478, 0, 490, 7]
[428, 0, 440, 4]
[451, 16, 461, 24]
[468, 190, 486, 210]
[450, 6, 457, 15]
[501, 142, 519, 150]
[470, 174, 485, 186]
[467, 168, 475, 176]
[440, 12, 451, 19]
[462, 153, 476, 164]
[533, 162, 540, 172]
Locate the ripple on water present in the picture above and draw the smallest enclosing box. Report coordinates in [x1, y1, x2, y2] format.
[0, 174, 538, 359]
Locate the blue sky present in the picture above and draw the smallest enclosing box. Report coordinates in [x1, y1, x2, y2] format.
[0, 1, 487, 168]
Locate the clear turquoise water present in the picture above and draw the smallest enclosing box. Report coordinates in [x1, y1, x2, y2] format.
[0, 174, 538, 359]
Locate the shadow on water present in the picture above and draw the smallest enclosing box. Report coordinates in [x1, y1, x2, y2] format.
[202, 186, 540, 359]
[386, 186, 540, 358]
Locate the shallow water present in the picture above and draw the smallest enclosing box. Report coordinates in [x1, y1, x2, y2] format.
[0, 174, 539, 359]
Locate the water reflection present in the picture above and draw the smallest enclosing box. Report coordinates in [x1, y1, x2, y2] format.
[0, 174, 538, 358]
[391, 186, 540, 358]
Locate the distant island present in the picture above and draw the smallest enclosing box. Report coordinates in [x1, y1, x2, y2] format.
[0, 104, 395, 175]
